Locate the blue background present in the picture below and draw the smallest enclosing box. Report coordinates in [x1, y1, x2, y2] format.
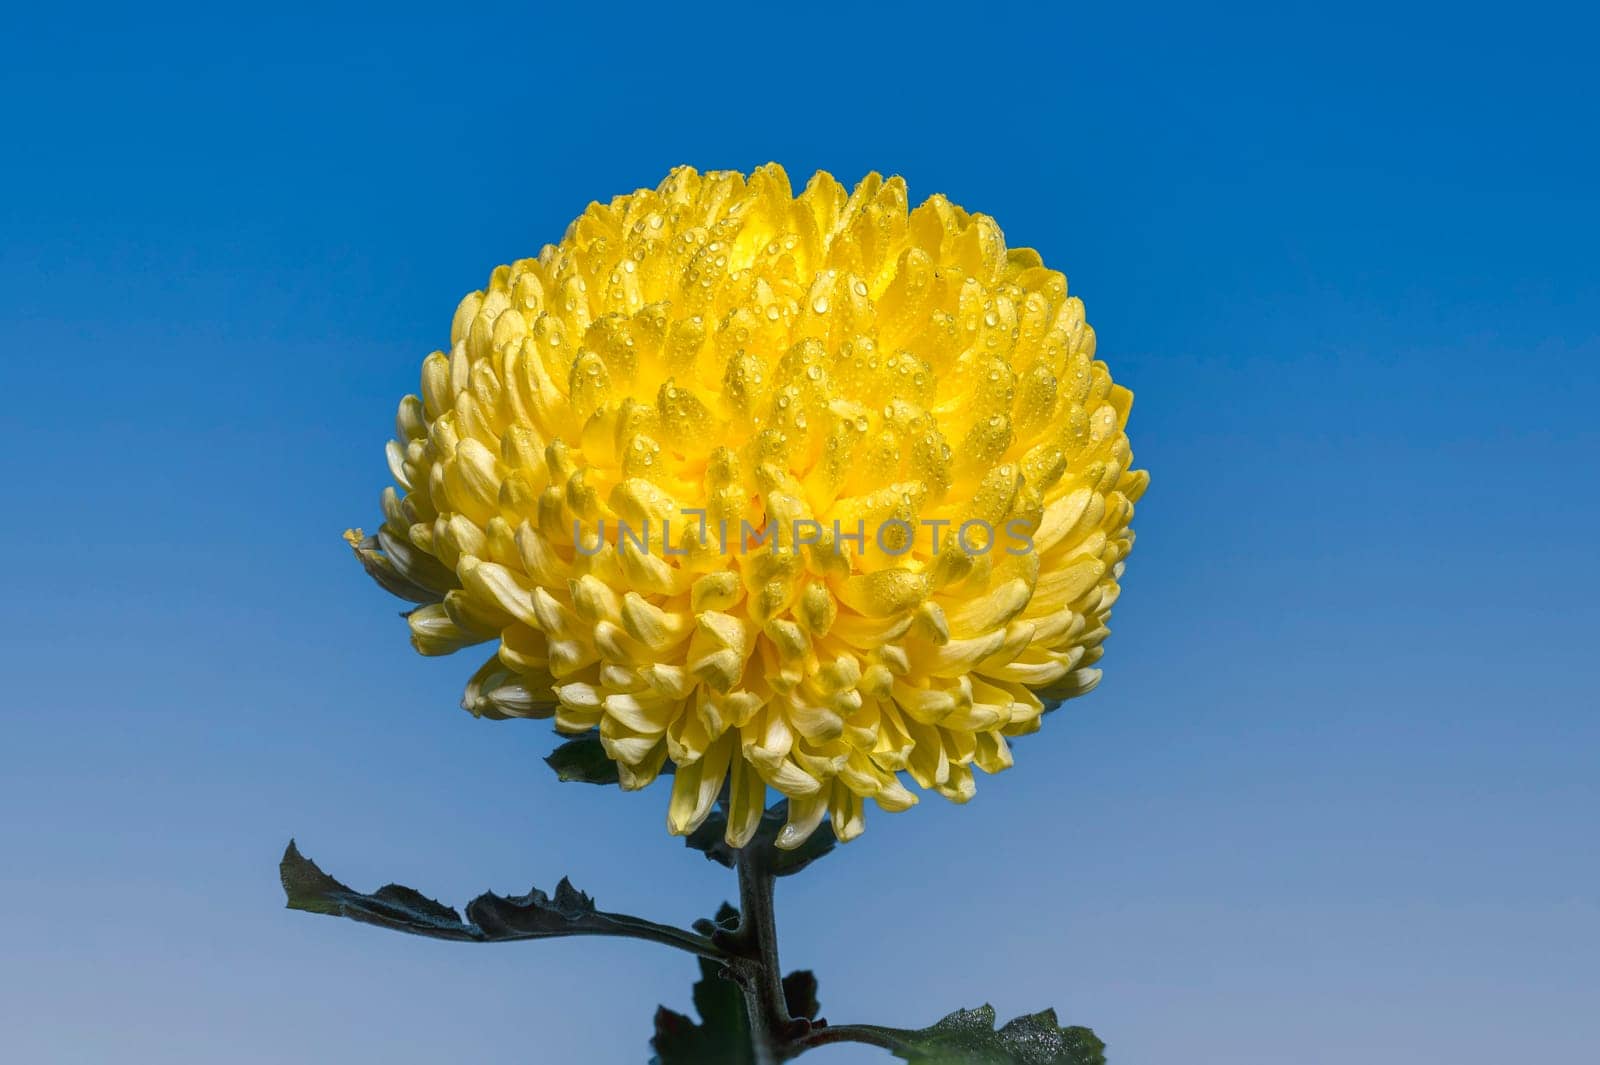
[4, 4, 1596, 1063]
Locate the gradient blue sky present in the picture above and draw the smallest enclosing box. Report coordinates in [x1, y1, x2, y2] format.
[4, 4, 1596, 1063]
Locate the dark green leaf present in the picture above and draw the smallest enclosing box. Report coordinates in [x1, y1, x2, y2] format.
[280, 840, 712, 953]
[685, 800, 838, 877]
[544, 731, 675, 785]
[872, 1005, 1105, 1065]
[691, 902, 742, 938]
[782, 970, 820, 1022]
[651, 907, 754, 1065]
[544, 733, 622, 784]
[280, 840, 479, 940]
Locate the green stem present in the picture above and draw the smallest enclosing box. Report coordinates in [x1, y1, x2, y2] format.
[693, 818, 926, 1061]
[731, 843, 806, 1063]
[788, 1023, 906, 1054]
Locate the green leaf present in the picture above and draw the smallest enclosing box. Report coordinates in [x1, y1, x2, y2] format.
[781, 970, 820, 1022]
[280, 840, 480, 939]
[543, 731, 674, 785]
[650, 956, 754, 1065]
[280, 840, 710, 951]
[874, 1005, 1105, 1065]
[652, 903, 753, 1065]
[544, 733, 622, 785]
[685, 800, 838, 877]
[691, 901, 743, 938]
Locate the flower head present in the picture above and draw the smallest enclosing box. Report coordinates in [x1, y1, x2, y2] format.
[348, 164, 1146, 848]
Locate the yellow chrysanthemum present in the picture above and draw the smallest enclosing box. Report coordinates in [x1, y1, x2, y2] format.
[348, 164, 1146, 849]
